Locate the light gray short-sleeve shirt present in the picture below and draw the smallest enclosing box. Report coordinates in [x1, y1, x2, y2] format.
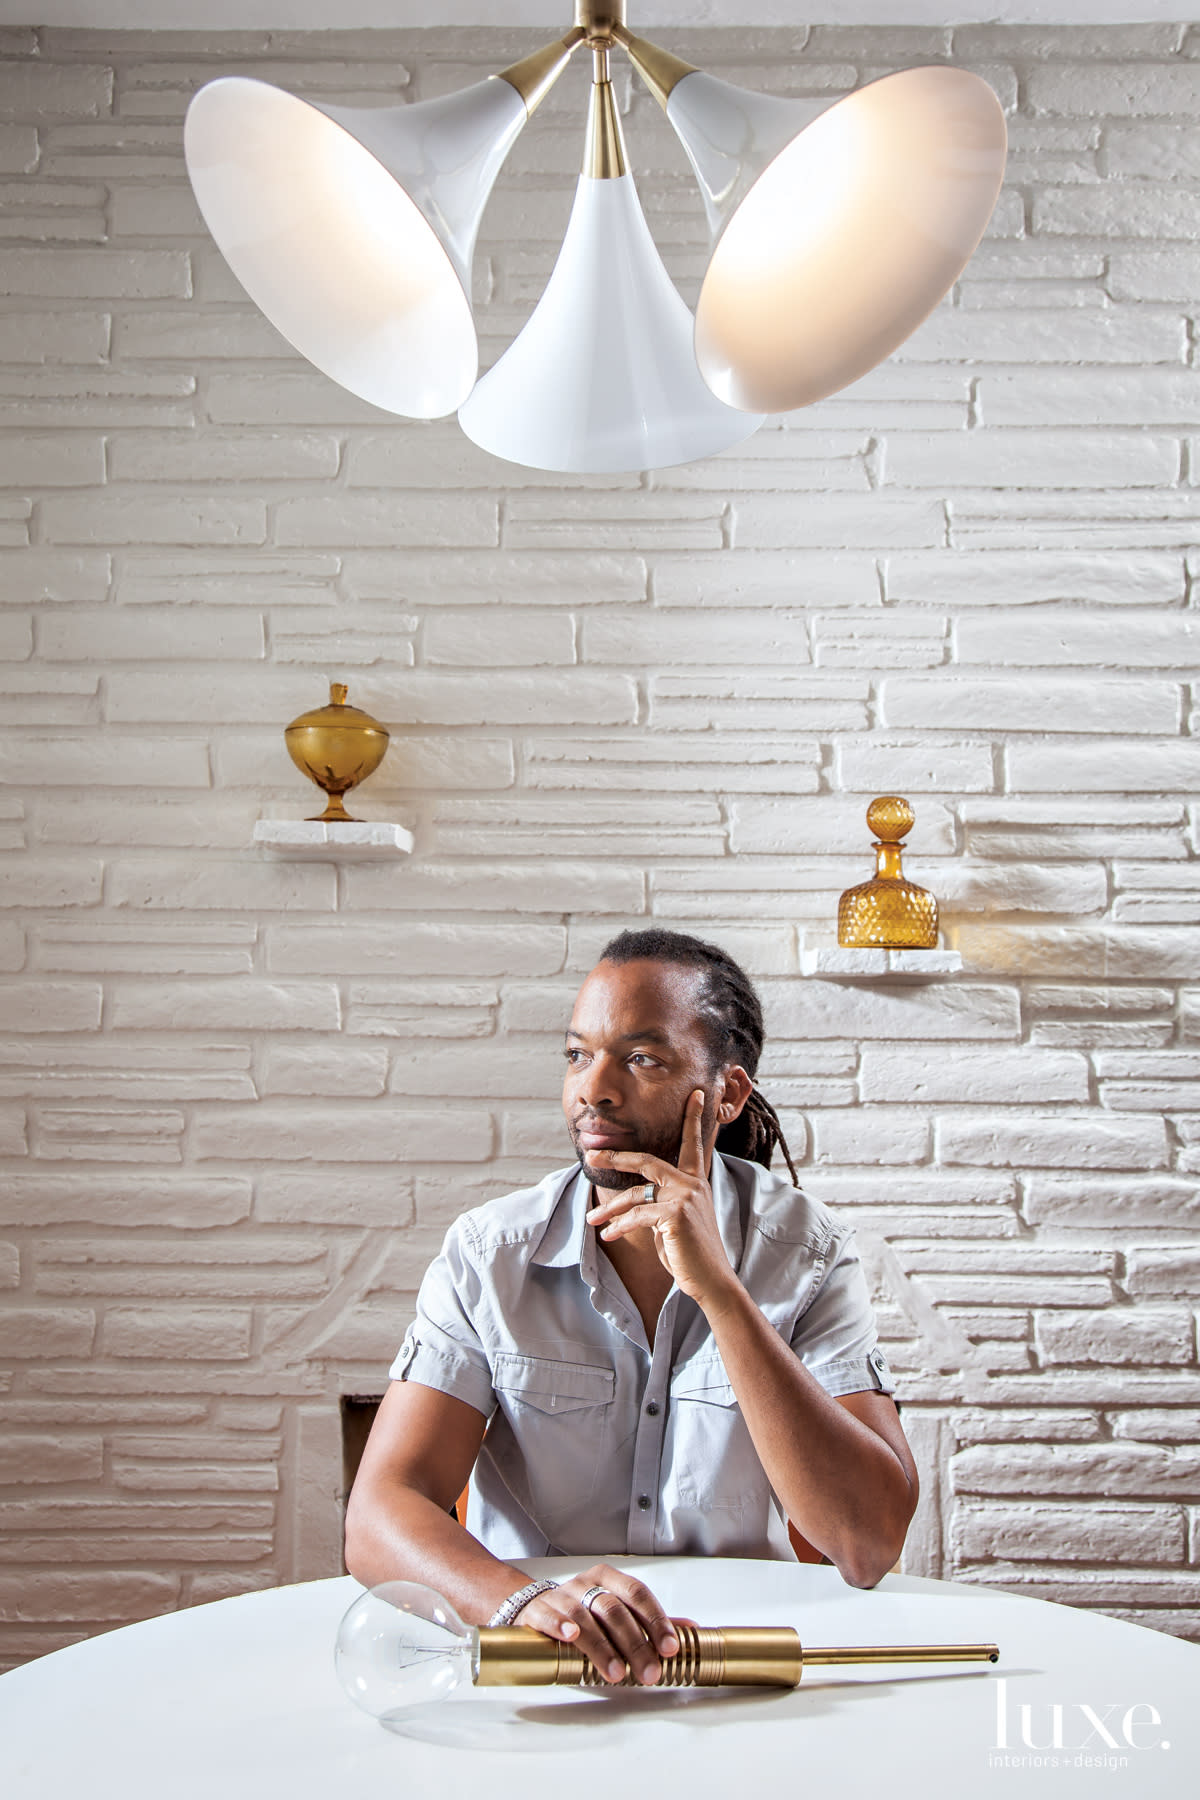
[389, 1153, 894, 1563]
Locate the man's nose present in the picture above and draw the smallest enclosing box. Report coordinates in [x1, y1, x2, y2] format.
[574, 1052, 625, 1108]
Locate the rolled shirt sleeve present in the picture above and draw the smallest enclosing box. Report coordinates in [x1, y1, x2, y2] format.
[389, 1218, 496, 1420]
[789, 1226, 895, 1398]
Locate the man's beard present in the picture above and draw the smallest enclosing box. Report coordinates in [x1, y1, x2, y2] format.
[573, 1132, 676, 1192]
[568, 1091, 720, 1190]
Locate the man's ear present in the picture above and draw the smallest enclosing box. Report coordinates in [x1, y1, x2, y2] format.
[716, 1065, 754, 1122]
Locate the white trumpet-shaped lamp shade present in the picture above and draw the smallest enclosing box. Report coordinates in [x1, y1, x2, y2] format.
[184, 75, 528, 419]
[458, 170, 764, 473]
[666, 64, 1007, 415]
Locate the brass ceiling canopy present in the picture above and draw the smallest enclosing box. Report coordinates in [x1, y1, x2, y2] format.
[574, 0, 628, 41]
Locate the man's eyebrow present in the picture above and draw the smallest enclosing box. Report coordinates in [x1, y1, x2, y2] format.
[564, 1026, 673, 1046]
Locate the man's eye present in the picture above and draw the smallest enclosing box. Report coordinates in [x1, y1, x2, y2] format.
[564, 1048, 587, 1065]
[628, 1054, 655, 1067]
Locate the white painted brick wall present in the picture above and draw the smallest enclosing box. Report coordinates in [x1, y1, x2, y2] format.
[1, 22, 1199, 1668]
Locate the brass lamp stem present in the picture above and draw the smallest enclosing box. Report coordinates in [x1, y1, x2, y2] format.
[475, 1623, 1000, 1690]
[584, 48, 626, 178]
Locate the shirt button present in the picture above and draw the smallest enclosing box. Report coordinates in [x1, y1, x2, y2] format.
[645, 1401, 660, 1416]
[638, 1495, 651, 1511]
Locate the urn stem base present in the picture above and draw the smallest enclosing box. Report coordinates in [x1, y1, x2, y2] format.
[308, 793, 356, 824]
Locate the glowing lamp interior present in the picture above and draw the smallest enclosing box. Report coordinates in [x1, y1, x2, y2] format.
[184, 78, 477, 419]
[694, 66, 1007, 415]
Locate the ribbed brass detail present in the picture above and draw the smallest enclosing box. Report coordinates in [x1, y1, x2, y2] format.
[573, 1623, 733, 1688]
[575, 0, 627, 43]
[584, 71, 626, 179]
[553, 1642, 588, 1684]
[613, 25, 697, 109]
[495, 30, 585, 114]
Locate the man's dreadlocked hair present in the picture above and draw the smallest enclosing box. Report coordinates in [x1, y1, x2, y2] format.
[598, 927, 799, 1185]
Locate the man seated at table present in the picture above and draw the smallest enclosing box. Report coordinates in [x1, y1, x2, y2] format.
[345, 929, 917, 1687]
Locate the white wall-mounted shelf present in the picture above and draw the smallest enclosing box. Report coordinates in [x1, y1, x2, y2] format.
[254, 820, 414, 861]
[799, 945, 962, 981]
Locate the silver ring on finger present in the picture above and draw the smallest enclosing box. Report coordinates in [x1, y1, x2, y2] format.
[640, 1182, 655, 1204]
[579, 1585, 607, 1612]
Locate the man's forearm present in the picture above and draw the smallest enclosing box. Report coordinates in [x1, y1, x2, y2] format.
[343, 1476, 531, 1625]
[703, 1280, 916, 1587]
[344, 1475, 685, 1688]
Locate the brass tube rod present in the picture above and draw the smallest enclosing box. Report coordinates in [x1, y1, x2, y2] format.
[804, 1644, 1000, 1667]
[583, 66, 626, 179]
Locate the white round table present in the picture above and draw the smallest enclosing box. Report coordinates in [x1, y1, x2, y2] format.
[2, 1559, 1196, 1797]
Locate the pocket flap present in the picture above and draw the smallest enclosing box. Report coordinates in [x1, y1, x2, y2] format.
[670, 1357, 738, 1406]
[492, 1353, 614, 1413]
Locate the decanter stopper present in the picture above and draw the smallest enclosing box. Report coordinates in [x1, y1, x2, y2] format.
[837, 796, 938, 949]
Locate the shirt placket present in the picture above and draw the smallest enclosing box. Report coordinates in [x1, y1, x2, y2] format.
[626, 1290, 679, 1555]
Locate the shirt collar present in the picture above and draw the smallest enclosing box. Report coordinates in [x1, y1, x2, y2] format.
[530, 1165, 590, 1269]
[529, 1155, 746, 1274]
[711, 1151, 746, 1272]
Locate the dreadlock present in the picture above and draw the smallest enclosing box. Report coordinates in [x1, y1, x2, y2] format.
[598, 928, 799, 1186]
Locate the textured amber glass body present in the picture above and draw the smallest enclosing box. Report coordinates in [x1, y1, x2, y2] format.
[284, 681, 389, 823]
[837, 797, 939, 949]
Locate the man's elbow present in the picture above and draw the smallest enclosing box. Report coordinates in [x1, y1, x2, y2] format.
[836, 1486, 917, 1588]
[837, 1540, 903, 1590]
[342, 1480, 380, 1587]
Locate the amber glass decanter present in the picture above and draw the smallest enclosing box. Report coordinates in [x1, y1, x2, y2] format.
[837, 796, 938, 949]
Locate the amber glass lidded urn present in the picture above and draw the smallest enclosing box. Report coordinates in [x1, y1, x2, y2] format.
[283, 681, 389, 823]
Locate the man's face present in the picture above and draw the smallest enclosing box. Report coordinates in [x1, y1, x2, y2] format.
[562, 958, 722, 1191]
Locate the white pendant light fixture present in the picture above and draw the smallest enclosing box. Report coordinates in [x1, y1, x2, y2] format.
[616, 30, 1008, 414]
[183, 2, 1008, 472]
[459, 46, 763, 474]
[183, 35, 581, 419]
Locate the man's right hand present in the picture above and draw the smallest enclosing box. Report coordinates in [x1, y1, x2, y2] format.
[513, 1563, 680, 1685]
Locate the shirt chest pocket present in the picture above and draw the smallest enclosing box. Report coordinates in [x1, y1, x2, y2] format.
[492, 1354, 615, 1415]
[488, 1355, 616, 1530]
[670, 1358, 738, 1409]
[669, 1359, 748, 1510]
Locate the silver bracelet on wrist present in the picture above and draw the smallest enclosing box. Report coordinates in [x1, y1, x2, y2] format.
[487, 1578, 558, 1628]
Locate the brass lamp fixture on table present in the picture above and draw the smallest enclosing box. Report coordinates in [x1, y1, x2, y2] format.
[184, 1, 1007, 474]
[334, 1580, 1000, 1724]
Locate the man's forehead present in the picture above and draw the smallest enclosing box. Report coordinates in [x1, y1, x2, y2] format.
[567, 958, 709, 1033]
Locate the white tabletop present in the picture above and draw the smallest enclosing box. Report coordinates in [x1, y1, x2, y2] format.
[2, 1558, 1197, 1797]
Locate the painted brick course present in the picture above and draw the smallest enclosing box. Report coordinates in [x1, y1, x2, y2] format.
[0, 22, 1198, 1670]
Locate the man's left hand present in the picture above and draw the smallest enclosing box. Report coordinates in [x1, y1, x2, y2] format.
[586, 1089, 739, 1311]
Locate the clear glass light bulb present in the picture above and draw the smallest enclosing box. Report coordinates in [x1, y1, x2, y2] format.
[334, 1581, 477, 1721]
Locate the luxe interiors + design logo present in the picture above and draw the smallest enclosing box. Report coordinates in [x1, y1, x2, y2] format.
[989, 1676, 1171, 1774]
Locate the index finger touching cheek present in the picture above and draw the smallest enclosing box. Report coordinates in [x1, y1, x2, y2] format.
[678, 1086, 706, 1177]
